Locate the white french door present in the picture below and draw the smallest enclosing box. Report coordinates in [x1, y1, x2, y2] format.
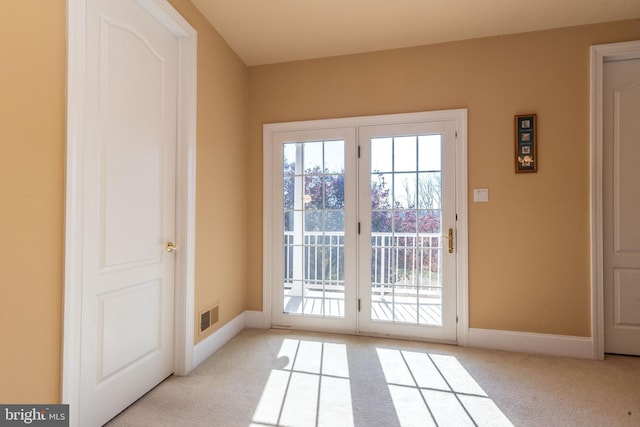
[270, 127, 358, 333]
[265, 110, 466, 343]
[358, 121, 458, 342]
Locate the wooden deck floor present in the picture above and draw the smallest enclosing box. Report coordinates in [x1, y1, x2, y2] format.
[284, 291, 442, 325]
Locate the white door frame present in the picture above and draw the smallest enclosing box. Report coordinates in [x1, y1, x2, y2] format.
[62, 0, 197, 423]
[590, 39, 640, 360]
[262, 110, 468, 345]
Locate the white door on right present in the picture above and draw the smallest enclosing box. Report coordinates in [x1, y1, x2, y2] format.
[358, 121, 458, 343]
[603, 57, 640, 356]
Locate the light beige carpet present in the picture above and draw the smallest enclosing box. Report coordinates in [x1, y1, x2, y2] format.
[107, 328, 640, 427]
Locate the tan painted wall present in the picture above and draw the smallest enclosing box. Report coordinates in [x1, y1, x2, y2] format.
[166, 1, 250, 344]
[0, 0, 249, 403]
[0, 0, 66, 404]
[247, 20, 640, 337]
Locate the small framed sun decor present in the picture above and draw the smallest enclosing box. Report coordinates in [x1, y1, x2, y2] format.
[515, 114, 537, 173]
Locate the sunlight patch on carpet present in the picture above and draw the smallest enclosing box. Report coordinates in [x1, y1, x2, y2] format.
[252, 339, 354, 427]
[377, 348, 513, 427]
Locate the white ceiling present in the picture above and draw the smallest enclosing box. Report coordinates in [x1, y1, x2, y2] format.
[190, 0, 640, 66]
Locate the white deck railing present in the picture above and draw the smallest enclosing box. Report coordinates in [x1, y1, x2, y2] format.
[283, 231, 443, 294]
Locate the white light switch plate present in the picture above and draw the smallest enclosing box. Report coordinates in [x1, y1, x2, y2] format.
[473, 188, 489, 202]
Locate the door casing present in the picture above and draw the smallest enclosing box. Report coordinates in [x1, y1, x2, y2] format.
[590, 39, 640, 360]
[262, 110, 468, 344]
[62, 0, 197, 424]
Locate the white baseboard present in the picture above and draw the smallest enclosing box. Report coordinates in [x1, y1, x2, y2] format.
[192, 310, 269, 369]
[192, 313, 595, 367]
[246, 310, 268, 328]
[193, 311, 248, 368]
[467, 328, 595, 359]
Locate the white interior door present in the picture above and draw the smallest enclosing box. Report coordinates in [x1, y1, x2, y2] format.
[603, 57, 640, 356]
[80, 0, 179, 424]
[358, 121, 458, 342]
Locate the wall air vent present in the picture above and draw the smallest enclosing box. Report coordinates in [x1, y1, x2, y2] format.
[199, 304, 219, 335]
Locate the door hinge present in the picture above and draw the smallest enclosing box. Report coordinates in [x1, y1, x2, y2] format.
[358, 145, 361, 158]
[456, 316, 459, 323]
[358, 299, 361, 312]
[456, 213, 458, 221]
[358, 222, 361, 234]
[455, 130, 458, 138]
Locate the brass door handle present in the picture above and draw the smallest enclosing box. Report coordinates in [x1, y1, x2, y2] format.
[165, 242, 178, 253]
[442, 228, 454, 254]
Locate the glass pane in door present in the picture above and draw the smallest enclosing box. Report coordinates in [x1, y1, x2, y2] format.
[370, 135, 443, 325]
[283, 140, 346, 317]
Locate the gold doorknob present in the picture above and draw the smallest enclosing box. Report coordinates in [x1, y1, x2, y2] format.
[165, 242, 178, 253]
